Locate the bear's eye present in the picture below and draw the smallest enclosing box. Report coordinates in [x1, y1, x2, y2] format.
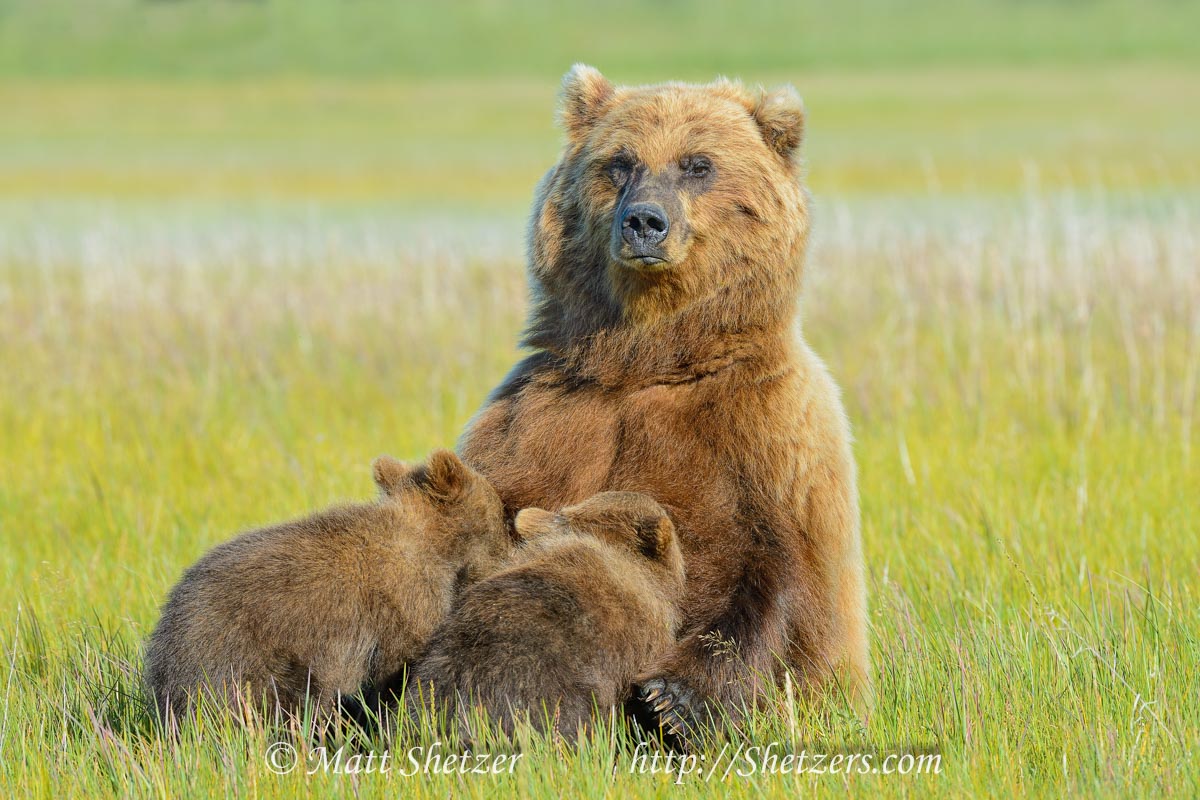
[681, 156, 712, 179]
[605, 154, 634, 186]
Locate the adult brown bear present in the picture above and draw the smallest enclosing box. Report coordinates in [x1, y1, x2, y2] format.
[458, 65, 869, 742]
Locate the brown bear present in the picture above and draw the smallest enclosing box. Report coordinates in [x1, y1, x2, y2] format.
[457, 65, 870, 744]
[142, 450, 513, 725]
[409, 491, 684, 741]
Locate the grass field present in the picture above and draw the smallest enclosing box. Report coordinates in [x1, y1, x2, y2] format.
[1, 1, 1198, 797]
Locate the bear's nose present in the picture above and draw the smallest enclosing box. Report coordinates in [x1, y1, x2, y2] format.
[621, 202, 670, 248]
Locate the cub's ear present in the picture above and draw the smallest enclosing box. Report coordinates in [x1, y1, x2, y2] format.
[514, 507, 563, 541]
[372, 455, 415, 497]
[559, 63, 614, 142]
[417, 449, 471, 502]
[634, 514, 677, 561]
[748, 85, 805, 161]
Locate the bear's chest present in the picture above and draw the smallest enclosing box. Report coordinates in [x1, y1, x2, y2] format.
[465, 377, 741, 546]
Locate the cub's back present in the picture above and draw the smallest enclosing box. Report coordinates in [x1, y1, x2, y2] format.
[143, 500, 430, 716]
[153, 501, 418, 630]
[416, 535, 674, 697]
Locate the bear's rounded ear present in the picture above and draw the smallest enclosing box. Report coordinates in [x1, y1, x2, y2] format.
[418, 449, 470, 502]
[514, 507, 562, 541]
[748, 85, 805, 162]
[634, 514, 676, 561]
[372, 455, 415, 497]
[559, 63, 614, 142]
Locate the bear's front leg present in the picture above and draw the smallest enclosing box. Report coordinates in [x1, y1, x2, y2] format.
[630, 559, 789, 750]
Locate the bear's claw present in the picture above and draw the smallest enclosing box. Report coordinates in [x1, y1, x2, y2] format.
[630, 677, 703, 751]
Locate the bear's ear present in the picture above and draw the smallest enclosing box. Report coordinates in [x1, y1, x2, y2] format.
[416, 449, 471, 502]
[372, 455, 416, 497]
[514, 507, 563, 541]
[634, 514, 676, 561]
[559, 63, 614, 142]
[748, 85, 805, 161]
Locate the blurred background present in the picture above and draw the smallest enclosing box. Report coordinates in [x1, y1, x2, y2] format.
[1, 0, 1197, 214]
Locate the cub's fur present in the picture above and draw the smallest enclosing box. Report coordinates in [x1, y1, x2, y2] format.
[143, 450, 511, 724]
[410, 491, 684, 740]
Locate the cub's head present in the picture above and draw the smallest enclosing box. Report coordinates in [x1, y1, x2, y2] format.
[514, 491, 684, 589]
[372, 450, 512, 578]
[529, 64, 809, 329]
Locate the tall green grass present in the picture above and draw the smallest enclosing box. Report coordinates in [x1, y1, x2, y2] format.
[0, 194, 1196, 797]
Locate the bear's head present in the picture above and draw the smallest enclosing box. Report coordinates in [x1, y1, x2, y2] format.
[525, 65, 809, 363]
[373, 449, 513, 579]
[514, 491, 685, 593]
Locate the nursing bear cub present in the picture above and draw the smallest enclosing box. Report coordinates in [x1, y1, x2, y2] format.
[410, 491, 684, 741]
[143, 450, 511, 722]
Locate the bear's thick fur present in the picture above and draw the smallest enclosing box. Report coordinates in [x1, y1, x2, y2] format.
[410, 491, 684, 741]
[458, 65, 869, 740]
[143, 450, 512, 724]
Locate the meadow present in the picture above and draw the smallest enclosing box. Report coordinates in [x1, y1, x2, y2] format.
[1, 1, 1198, 797]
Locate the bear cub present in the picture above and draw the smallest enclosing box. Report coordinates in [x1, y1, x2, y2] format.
[143, 449, 512, 724]
[410, 491, 685, 740]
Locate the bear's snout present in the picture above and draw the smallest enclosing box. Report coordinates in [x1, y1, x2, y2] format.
[621, 202, 670, 259]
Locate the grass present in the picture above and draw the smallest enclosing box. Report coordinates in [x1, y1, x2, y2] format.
[0, 0, 1198, 795]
